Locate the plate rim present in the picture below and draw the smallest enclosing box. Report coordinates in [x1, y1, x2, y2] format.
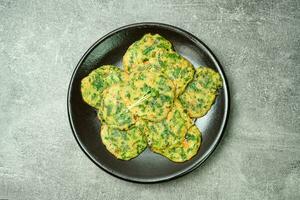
[67, 22, 230, 183]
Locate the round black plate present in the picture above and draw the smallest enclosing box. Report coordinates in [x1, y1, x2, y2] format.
[67, 22, 230, 183]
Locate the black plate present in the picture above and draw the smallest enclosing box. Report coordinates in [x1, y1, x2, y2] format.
[67, 22, 230, 183]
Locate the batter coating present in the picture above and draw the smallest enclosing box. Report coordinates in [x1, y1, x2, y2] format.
[100, 123, 147, 160]
[123, 71, 175, 122]
[179, 67, 223, 118]
[81, 65, 124, 108]
[146, 100, 193, 152]
[157, 50, 195, 96]
[123, 34, 173, 73]
[123, 34, 195, 96]
[100, 84, 135, 130]
[158, 125, 201, 162]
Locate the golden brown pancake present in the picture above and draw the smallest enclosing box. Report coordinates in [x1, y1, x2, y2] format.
[145, 100, 193, 152]
[100, 84, 135, 130]
[179, 67, 223, 118]
[100, 122, 147, 160]
[122, 70, 175, 122]
[81, 65, 124, 108]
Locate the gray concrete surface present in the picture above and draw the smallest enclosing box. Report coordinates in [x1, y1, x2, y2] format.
[0, 0, 299, 199]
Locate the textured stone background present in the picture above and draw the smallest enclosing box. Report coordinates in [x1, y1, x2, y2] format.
[0, 0, 299, 199]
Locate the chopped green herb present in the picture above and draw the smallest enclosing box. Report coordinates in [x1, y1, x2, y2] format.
[143, 46, 155, 55]
[185, 133, 196, 141]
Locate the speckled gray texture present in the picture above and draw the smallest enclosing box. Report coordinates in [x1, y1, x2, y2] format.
[0, 0, 299, 199]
